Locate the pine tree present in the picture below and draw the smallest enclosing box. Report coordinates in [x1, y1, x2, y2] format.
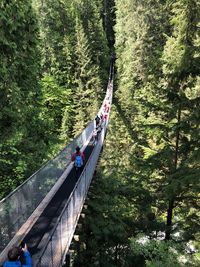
[71, 0, 109, 134]
[113, 0, 200, 263]
[0, 0, 43, 197]
[73, 18, 100, 133]
[33, 0, 76, 141]
[34, 0, 109, 138]
[161, 0, 200, 241]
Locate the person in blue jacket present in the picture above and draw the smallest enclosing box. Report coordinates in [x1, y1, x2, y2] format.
[3, 243, 32, 267]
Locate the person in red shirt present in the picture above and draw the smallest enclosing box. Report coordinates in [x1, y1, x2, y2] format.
[71, 146, 85, 179]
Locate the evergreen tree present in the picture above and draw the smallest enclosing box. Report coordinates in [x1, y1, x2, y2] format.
[73, 18, 101, 133]
[0, 0, 44, 197]
[34, 0, 109, 138]
[161, 0, 200, 241]
[102, 0, 116, 49]
[74, 0, 200, 265]
[70, 0, 109, 134]
[33, 0, 76, 140]
[115, 0, 200, 243]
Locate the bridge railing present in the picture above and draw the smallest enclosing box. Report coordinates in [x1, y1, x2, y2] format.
[0, 55, 113, 263]
[0, 121, 94, 253]
[35, 80, 113, 267]
[36, 126, 106, 267]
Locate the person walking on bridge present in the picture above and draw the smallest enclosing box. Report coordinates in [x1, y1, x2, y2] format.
[95, 114, 100, 128]
[71, 146, 85, 178]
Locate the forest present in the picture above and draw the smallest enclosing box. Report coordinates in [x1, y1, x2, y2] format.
[0, 0, 199, 266]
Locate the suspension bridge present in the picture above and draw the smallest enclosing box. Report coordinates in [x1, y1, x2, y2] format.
[0, 66, 114, 267]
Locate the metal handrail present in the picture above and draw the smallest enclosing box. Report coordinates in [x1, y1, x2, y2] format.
[35, 127, 105, 266]
[0, 121, 94, 255]
[34, 77, 113, 267]
[0, 62, 114, 266]
[0, 123, 91, 204]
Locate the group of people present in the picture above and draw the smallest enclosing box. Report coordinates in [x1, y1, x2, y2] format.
[92, 113, 103, 145]
[71, 97, 111, 178]
[92, 82, 112, 145]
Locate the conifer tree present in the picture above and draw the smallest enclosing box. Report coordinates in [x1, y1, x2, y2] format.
[112, 0, 200, 263]
[115, 0, 200, 242]
[34, 0, 109, 138]
[73, 18, 101, 133]
[0, 0, 43, 197]
[33, 0, 76, 140]
[161, 0, 200, 240]
[71, 0, 109, 134]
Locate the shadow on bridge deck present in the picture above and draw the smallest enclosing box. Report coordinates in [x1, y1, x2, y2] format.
[23, 140, 94, 262]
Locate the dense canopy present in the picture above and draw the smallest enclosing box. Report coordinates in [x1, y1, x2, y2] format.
[0, 0, 199, 266]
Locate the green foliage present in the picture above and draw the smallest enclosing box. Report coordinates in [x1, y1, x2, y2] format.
[75, 0, 200, 266]
[131, 238, 199, 267]
[40, 75, 73, 133]
[0, 0, 109, 198]
[0, 0, 43, 198]
[115, 0, 200, 240]
[34, 0, 109, 137]
[73, 18, 101, 133]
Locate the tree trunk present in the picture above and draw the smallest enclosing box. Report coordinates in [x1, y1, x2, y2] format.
[165, 105, 181, 240]
[165, 199, 174, 240]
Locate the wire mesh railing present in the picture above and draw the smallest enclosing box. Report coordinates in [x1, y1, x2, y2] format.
[0, 59, 114, 266]
[0, 121, 94, 253]
[35, 79, 113, 267]
[36, 141, 103, 267]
